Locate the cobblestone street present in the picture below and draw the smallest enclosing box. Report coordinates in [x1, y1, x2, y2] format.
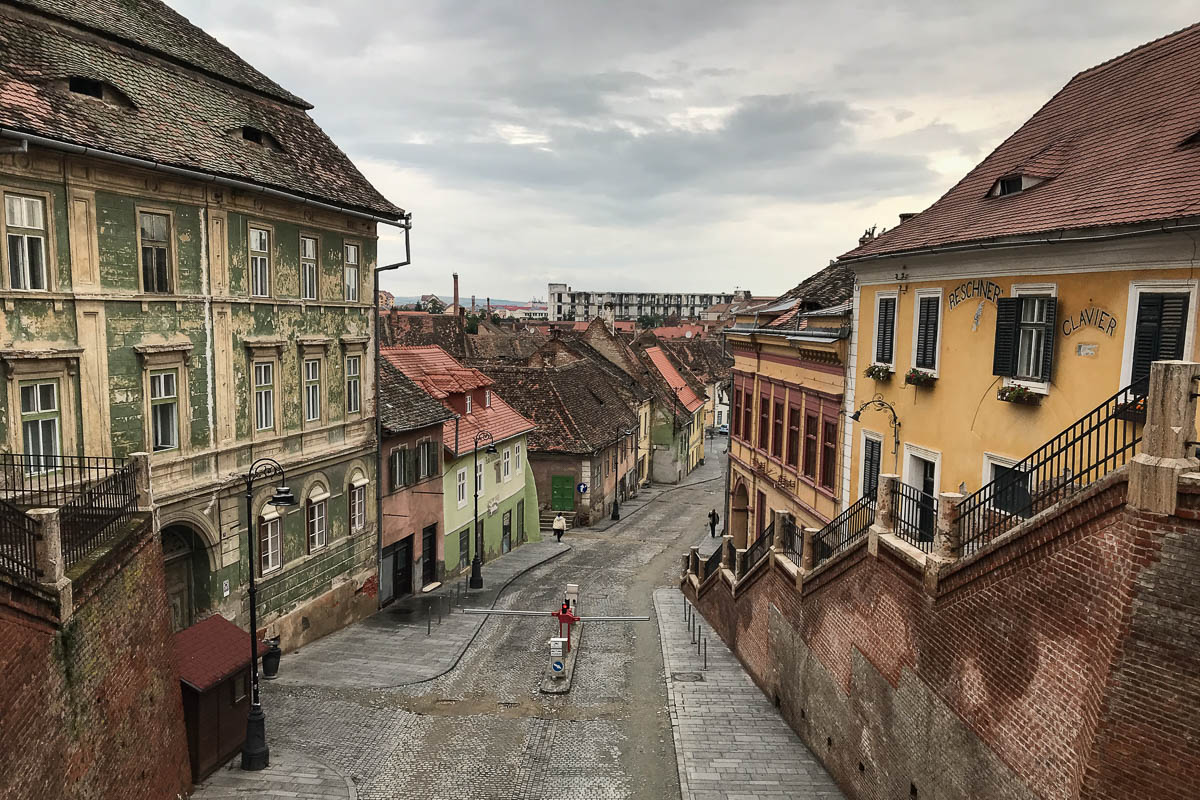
[194, 454, 840, 799]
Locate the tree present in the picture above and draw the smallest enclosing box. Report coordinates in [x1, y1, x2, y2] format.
[637, 313, 663, 329]
[464, 313, 480, 334]
[412, 299, 424, 312]
[427, 297, 445, 314]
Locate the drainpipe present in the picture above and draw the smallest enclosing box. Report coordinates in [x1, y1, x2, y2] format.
[374, 217, 413, 608]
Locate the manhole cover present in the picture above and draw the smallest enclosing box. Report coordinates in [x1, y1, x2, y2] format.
[672, 672, 704, 682]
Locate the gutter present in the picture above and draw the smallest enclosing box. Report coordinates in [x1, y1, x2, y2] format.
[0, 128, 408, 228]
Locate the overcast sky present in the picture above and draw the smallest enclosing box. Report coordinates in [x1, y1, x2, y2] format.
[170, 1, 1197, 303]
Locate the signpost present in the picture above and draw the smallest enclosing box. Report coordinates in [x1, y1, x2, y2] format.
[577, 482, 589, 494]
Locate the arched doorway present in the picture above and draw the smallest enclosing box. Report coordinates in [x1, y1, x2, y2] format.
[731, 481, 749, 549]
[161, 524, 213, 632]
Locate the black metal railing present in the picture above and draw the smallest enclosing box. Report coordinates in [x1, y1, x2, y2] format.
[703, 545, 723, 580]
[892, 481, 938, 552]
[955, 377, 1148, 555]
[60, 464, 138, 568]
[813, 495, 875, 566]
[0, 498, 38, 583]
[782, 515, 803, 564]
[0, 454, 131, 509]
[744, 522, 774, 570]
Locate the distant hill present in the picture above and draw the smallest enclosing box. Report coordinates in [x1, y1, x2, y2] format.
[387, 295, 535, 308]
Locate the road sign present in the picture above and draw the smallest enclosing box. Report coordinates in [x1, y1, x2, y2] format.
[552, 660, 564, 672]
[577, 482, 588, 494]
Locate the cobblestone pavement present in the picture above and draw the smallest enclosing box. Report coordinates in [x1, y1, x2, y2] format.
[655, 587, 845, 800]
[192, 747, 357, 798]
[195, 456, 828, 800]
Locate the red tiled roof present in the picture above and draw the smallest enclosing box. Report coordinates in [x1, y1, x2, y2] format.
[174, 615, 251, 692]
[650, 324, 705, 339]
[645, 346, 704, 413]
[382, 345, 535, 457]
[843, 22, 1200, 261]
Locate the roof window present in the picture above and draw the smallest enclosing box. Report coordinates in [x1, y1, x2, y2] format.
[66, 76, 135, 108]
[990, 173, 1045, 198]
[238, 126, 284, 152]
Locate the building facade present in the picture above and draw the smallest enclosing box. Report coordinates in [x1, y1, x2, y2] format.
[643, 345, 707, 483]
[0, 0, 404, 649]
[548, 283, 741, 322]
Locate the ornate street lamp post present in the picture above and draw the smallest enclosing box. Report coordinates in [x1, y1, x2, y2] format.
[847, 393, 902, 473]
[241, 457, 297, 771]
[469, 431, 497, 589]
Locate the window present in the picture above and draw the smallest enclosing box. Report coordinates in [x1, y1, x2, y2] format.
[475, 461, 484, 494]
[139, 212, 171, 293]
[345, 355, 361, 414]
[149, 369, 179, 452]
[771, 400, 784, 458]
[875, 295, 896, 365]
[300, 236, 318, 301]
[863, 435, 882, 498]
[485, 389, 492, 407]
[20, 380, 59, 473]
[993, 296, 1057, 383]
[457, 468, 468, 507]
[249, 227, 270, 297]
[503, 448, 512, 480]
[304, 358, 321, 422]
[997, 175, 1023, 196]
[418, 440, 438, 480]
[758, 395, 770, 449]
[515, 443, 522, 471]
[259, 516, 281, 574]
[254, 362, 274, 431]
[741, 390, 752, 442]
[1130, 292, 1191, 385]
[349, 483, 366, 531]
[820, 419, 837, 490]
[459, 528, 470, 569]
[5, 194, 47, 290]
[307, 494, 327, 552]
[803, 413, 819, 479]
[390, 447, 409, 490]
[344, 243, 359, 302]
[914, 294, 940, 371]
[786, 405, 800, 467]
[465, 394, 473, 414]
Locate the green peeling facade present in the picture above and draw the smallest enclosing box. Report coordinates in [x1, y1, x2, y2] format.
[0, 150, 382, 649]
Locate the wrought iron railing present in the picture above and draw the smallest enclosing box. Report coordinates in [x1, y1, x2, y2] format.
[782, 515, 803, 564]
[0, 498, 38, 583]
[60, 465, 138, 568]
[893, 481, 938, 552]
[744, 522, 774, 570]
[813, 495, 875, 566]
[703, 545, 723, 580]
[955, 377, 1148, 555]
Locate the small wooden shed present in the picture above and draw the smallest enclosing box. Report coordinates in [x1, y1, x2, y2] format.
[174, 615, 252, 780]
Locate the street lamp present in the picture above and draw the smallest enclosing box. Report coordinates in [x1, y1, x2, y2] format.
[469, 431, 498, 589]
[846, 393, 902, 473]
[241, 457, 297, 771]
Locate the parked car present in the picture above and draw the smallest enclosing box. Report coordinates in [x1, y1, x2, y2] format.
[717, 424, 729, 435]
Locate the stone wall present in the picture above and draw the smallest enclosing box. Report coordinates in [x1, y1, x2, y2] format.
[685, 472, 1200, 799]
[0, 521, 191, 800]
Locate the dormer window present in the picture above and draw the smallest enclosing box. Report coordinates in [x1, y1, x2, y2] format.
[69, 77, 102, 98]
[991, 173, 1046, 197]
[485, 390, 492, 408]
[465, 394, 473, 414]
[66, 76, 135, 108]
[236, 126, 284, 152]
[998, 176, 1023, 196]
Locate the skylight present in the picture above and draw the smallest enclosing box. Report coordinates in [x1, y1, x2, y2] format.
[66, 76, 135, 108]
[238, 126, 284, 152]
[990, 173, 1046, 198]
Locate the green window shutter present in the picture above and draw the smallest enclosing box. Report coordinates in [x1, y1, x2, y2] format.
[863, 438, 881, 498]
[915, 296, 939, 369]
[992, 297, 1020, 377]
[876, 297, 896, 364]
[1039, 297, 1058, 383]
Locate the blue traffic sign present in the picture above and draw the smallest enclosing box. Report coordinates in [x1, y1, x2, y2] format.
[577, 482, 588, 494]
[552, 660, 564, 672]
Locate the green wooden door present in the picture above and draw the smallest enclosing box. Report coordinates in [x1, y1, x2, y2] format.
[551, 475, 575, 511]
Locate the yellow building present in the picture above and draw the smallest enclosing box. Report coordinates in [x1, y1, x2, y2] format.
[840, 27, 1200, 520]
[725, 265, 854, 548]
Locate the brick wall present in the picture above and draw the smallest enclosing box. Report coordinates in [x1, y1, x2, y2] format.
[686, 474, 1200, 799]
[0, 522, 191, 800]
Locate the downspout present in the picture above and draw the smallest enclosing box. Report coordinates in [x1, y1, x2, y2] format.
[374, 218, 413, 609]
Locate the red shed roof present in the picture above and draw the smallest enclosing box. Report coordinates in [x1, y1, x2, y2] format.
[645, 346, 704, 413]
[174, 615, 251, 692]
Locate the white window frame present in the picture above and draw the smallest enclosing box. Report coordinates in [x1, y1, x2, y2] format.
[475, 460, 484, 494]
[456, 468, 468, 508]
[307, 493, 328, 552]
[149, 369, 179, 452]
[304, 358, 322, 422]
[859, 428, 884, 500]
[910, 287, 943, 377]
[1005, 283, 1058, 395]
[465, 394, 473, 414]
[502, 448, 512, 481]
[19, 379, 61, 473]
[300, 235, 319, 301]
[515, 443, 522, 471]
[485, 389, 492, 408]
[1119, 278, 1199, 388]
[901, 442, 942, 497]
[344, 243, 360, 302]
[254, 361, 275, 432]
[4, 193, 49, 292]
[349, 482, 366, 531]
[260, 513, 282, 575]
[982, 451, 1021, 511]
[249, 226, 271, 298]
[872, 290, 898, 368]
[345, 355, 361, 415]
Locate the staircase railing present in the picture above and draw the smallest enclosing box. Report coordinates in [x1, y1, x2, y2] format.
[744, 522, 774, 570]
[813, 495, 875, 567]
[0, 497, 38, 583]
[955, 377, 1148, 555]
[893, 482, 938, 552]
[703, 545, 723, 580]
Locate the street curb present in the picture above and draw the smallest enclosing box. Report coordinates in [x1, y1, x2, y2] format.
[394, 543, 572, 687]
[653, 587, 692, 800]
[539, 621, 582, 694]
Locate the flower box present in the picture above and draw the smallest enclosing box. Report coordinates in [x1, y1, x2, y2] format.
[864, 364, 893, 382]
[904, 368, 936, 387]
[997, 385, 1042, 405]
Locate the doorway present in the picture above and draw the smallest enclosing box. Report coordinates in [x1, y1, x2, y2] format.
[394, 536, 414, 598]
[161, 524, 211, 633]
[905, 451, 938, 542]
[730, 482, 749, 549]
[501, 510, 512, 554]
[551, 475, 575, 511]
[421, 525, 437, 586]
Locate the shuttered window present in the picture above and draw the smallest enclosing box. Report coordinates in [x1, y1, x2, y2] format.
[731, 389, 741, 437]
[786, 405, 801, 467]
[875, 296, 896, 364]
[993, 296, 1058, 382]
[1131, 292, 1190, 386]
[863, 436, 882, 498]
[914, 295, 940, 370]
[820, 419, 838, 490]
[803, 413, 818, 479]
[758, 395, 770, 449]
[771, 400, 784, 458]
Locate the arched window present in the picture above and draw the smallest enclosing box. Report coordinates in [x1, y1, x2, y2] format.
[306, 483, 329, 553]
[258, 503, 283, 575]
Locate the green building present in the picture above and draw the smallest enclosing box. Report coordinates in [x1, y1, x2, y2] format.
[0, 0, 405, 648]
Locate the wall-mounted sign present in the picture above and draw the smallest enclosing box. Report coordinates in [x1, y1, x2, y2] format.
[1062, 307, 1118, 337]
[750, 456, 797, 492]
[948, 280, 1003, 310]
[577, 482, 588, 494]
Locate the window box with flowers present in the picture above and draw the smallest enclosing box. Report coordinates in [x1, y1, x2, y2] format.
[904, 368, 937, 388]
[864, 363, 893, 382]
[997, 384, 1042, 405]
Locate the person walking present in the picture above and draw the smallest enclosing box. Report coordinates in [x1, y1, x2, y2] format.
[708, 509, 719, 537]
[553, 513, 567, 542]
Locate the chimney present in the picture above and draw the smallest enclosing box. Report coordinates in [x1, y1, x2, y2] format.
[898, 212, 917, 224]
[487, 297, 491, 314]
[471, 295, 476, 313]
[453, 272, 459, 314]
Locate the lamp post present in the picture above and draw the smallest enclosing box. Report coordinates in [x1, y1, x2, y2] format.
[846, 393, 902, 473]
[469, 431, 497, 589]
[241, 457, 297, 771]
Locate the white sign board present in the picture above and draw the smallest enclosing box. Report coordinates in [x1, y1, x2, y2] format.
[549, 637, 568, 679]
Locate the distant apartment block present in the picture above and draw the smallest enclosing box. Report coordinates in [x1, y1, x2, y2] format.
[548, 283, 747, 322]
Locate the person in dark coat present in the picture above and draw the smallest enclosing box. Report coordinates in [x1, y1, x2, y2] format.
[708, 509, 719, 537]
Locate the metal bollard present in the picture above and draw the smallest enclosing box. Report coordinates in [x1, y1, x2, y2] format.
[437, 601, 442, 625]
[696, 630, 701, 655]
[703, 637, 707, 670]
[427, 604, 431, 635]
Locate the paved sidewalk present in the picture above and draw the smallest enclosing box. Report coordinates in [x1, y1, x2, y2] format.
[192, 747, 356, 798]
[272, 539, 570, 688]
[654, 587, 845, 800]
